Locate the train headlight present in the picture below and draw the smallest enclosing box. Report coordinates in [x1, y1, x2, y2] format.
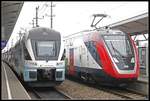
[55, 69, 65, 81]
[23, 69, 37, 81]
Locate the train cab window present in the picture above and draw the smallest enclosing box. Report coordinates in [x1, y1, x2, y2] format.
[103, 34, 135, 70]
[36, 41, 56, 57]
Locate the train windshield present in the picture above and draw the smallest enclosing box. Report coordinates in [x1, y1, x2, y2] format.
[36, 41, 56, 57]
[103, 34, 135, 70]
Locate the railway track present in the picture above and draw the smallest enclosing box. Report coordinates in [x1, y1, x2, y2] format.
[67, 77, 147, 100]
[97, 87, 147, 100]
[2, 62, 147, 100]
[55, 88, 73, 99]
[93, 84, 147, 99]
[26, 87, 72, 100]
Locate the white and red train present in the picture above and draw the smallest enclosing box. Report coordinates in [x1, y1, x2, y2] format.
[64, 28, 140, 86]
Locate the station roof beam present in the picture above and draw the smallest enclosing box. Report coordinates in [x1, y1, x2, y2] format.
[1, 1, 24, 41]
[107, 12, 148, 36]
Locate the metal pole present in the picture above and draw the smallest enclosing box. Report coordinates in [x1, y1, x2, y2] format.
[36, 7, 37, 27]
[36, 6, 39, 27]
[51, 2, 53, 29]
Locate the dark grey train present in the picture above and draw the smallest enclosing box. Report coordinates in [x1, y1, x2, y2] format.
[3, 27, 65, 87]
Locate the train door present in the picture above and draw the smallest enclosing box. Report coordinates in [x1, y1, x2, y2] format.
[69, 48, 75, 75]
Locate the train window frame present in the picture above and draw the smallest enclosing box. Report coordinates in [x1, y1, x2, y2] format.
[35, 41, 56, 57]
[102, 34, 134, 57]
[31, 39, 61, 60]
[102, 34, 135, 70]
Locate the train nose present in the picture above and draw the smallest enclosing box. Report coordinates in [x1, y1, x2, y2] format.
[37, 68, 55, 81]
[43, 69, 52, 78]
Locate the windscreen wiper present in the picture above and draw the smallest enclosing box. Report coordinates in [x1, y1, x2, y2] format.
[110, 41, 123, 58]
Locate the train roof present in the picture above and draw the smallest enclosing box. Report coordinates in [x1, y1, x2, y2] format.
[64, 28, 124, 40]
[23, 27, 61, 40]
[29, 27, 60, 34]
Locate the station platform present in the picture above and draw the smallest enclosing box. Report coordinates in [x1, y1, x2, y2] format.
[1, 61, 31, 100]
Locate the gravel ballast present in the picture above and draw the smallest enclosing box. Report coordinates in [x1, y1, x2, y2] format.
[56, 79, 125, 100]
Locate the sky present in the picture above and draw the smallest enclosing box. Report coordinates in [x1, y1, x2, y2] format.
[2, 1, 148, 52]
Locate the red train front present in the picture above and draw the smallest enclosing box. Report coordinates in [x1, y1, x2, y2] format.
[64, 29, 140, 86]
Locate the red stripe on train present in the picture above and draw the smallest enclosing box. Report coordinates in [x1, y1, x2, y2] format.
[95, 33, 139, 78]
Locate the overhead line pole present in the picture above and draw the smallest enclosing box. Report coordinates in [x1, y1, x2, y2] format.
[29, 19, 35, 28]
[45, 2, 55, 29]
[33, 6, 44, 27]
[51, 2, 53, 29]
[35, 6, 39, 27]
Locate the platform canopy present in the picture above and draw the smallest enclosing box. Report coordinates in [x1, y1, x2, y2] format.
[107, 12, 148, 36]
[1, 1, 24, 41]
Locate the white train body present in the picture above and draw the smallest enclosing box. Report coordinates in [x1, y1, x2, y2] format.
[64, 31, 101, 76]
[3, 27, 65, 87]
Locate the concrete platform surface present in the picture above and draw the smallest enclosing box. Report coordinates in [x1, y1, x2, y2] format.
[1, 61, 31, 100]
